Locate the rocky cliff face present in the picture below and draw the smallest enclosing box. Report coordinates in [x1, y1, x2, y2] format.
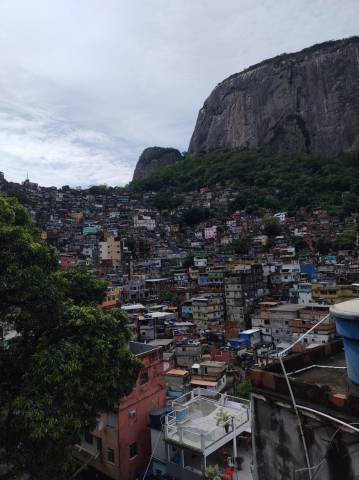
[188, 37, 359, 157]
[132, 147, 183, 181]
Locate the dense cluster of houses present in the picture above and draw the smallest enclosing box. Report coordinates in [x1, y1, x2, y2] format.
[1, 174, 359, 479]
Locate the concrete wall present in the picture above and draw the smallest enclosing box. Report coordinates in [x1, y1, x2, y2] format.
[252, 394, 359, 480]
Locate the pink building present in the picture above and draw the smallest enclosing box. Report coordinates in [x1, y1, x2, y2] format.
[59, 253, 77, 268]
[73, 342, 166, 480]
[204, 225, 217, 240]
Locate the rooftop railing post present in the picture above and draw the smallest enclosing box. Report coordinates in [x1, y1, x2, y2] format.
[232, 416, 237, 460]
[201, 433, 206, 451]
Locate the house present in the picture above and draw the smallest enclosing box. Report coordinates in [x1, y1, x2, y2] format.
[73, 342, 166, 480]
[99, 234, 122, 269]
[175, 340, 203, 369]
[138, 311, 176, 341]
[225, 265, 264, 331]
[181, 300, 193, 320]
[165, 368, 191, 398]
[161, 388, 251, 479]
[190, 361, 227, 392]
[250, 340, 359, 479]
[191, 294, 224, 329]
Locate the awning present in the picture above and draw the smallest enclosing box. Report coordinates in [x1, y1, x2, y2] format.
[190, 379, 218, 387]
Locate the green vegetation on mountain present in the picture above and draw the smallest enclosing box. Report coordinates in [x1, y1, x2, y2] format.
[0, 197, 141, 479]
[131, 150, 359, 216]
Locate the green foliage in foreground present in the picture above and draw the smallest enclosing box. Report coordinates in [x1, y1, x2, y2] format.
[237, 379, 251, 399]
[0, 197, 141, 479]
[131, 150, 359, 216]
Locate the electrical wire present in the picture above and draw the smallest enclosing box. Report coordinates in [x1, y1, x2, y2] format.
[142, 414, 166, 480]
[277, 313, 331, 480]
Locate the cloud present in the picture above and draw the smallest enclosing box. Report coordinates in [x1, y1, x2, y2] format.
[0, 99, 136, 187]
[0, 0, 357, 186]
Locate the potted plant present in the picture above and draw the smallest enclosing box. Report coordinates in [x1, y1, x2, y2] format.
[215, 408, 231, 433]
[205, 464, 221, 480]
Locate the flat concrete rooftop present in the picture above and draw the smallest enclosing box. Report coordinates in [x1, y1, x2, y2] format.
[290, 352, 348, 395]
[251, 340, 359, 419]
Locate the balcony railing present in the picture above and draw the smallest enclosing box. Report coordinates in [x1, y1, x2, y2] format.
[164, 388, 250, 453]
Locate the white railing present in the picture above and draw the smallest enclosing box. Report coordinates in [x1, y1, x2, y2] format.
[165, 389, 250, 452]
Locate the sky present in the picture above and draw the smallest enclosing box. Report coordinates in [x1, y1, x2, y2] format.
[0, 1, 358, 187]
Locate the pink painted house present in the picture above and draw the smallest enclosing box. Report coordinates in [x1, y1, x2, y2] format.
[73, 342, 166, 480]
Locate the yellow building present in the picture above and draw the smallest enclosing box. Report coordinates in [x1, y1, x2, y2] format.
[70, 212, 83, 223]
[311, 282, 359, 304]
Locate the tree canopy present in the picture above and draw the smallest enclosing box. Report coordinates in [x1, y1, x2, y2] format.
[131, 150, 359, 216]
[0, 196, 141, 479]
[261, 215, 282, 237]
[182, 207, 211, 227]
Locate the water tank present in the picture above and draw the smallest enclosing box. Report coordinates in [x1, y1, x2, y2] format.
[330, 298, 359, 385]
[149, 407, 172, 430]
[175, 406, 187, 422]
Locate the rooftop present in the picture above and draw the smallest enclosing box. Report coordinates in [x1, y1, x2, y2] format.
[290, 352, 347, 395]
[251, 340, 359, 420]
[121, 303, 145, 311]
[269, 304, 304, 312]
[199, 360, 227, 368]
[128, 341, 160, 356]
[166, 369, 189, 377]
[164, 388, 250, 454]
[148, 338, 174, 347]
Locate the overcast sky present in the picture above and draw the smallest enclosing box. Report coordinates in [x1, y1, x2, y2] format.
[0, 0, 357, 187]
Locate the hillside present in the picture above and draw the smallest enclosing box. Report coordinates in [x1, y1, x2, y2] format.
[131, 150, 359, 216]
[188, 36, 359, 157]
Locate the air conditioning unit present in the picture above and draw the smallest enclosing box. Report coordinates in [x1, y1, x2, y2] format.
[128, 410, 136, 418]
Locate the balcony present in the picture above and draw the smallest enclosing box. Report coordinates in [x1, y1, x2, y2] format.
[164, 388, 250, 456]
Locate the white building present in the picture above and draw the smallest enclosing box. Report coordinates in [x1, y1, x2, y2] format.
[133, 214, 156, 230]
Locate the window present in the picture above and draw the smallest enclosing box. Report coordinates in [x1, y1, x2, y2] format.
[84, 431, 93, 445]
[107, 448, 115, 463]
[107, 413, 117, 428]
[130, 442, 137, 459]
[140, 369, 149, 384]
[96, 437, 102, 453]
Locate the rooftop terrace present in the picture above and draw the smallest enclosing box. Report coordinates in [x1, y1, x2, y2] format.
[164, 388, 250, 455]
[290, 352, 348, 395]
[251, 340, 359, 420]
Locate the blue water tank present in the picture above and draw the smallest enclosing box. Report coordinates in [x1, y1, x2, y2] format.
[149, 407, 172, 430]
[175, 407, 187, 422]
[330, 299, 359, 385]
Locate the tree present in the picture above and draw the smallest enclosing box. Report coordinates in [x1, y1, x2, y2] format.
[0, 197, 141, 479]
[182, 254, 194, 269]
[315, 237, 333, 255]
[237, 379, 251, 399]
[232, 237, 250, 255]
[182, 207, 211, 227]
[262, 215, 282, 237]
[335, 231, 357, 250]
[158, 289, 181, 306]
[88, 185, 109, 195]
[291, 236, 308, 253]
